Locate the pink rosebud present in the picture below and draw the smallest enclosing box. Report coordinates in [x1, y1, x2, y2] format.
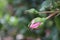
[31, 19, 35, 24]
[30, 22, 41, 29]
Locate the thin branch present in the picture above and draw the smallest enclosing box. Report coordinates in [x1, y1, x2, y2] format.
[46, 11, 59, 20]
[38, 11, 54, 14]
[25, 10, 56, 14]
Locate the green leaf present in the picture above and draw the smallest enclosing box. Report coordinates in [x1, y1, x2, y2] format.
[55, 14, 60, 30]
[39, 0, 52, 17]
[39, 0, 52, 11]
[55, 1, 60, 9]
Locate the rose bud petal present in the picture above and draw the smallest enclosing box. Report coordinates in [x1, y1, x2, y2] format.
[30, 22, 41, 29]
[31, 19, 35, 24]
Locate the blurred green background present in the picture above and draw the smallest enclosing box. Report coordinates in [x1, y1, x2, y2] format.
[0, 0, 60, 40]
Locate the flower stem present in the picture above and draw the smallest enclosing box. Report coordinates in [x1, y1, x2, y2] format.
[46, 11, 59, 20]
[38, 11, 54, 14]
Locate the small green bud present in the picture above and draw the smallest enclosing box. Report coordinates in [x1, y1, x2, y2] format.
[27, 8, 38, 14]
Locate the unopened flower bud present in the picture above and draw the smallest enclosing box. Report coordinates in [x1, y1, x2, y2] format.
[27, 8, 38, 14]
[29, 17, 47, 29]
